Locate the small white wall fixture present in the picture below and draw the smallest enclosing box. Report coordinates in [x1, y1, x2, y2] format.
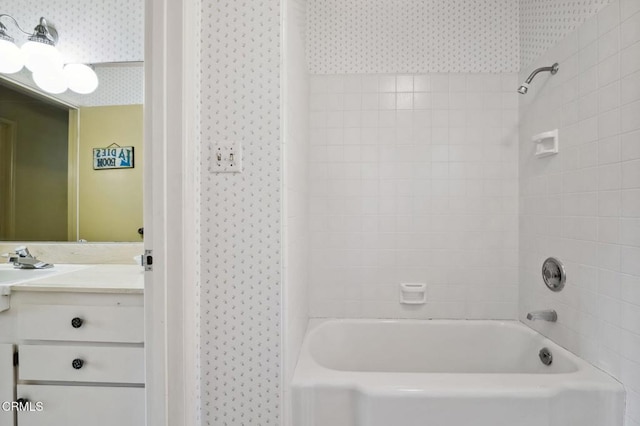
[532, 129, 559, 157]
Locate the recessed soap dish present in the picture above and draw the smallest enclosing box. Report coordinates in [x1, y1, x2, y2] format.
[532, 129, 559, 157]
[399, 283, 427, 305]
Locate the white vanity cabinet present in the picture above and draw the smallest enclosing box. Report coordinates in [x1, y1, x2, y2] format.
[10, 289, 144, 426]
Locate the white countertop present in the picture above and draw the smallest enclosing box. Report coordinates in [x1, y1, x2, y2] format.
[0, 264, 144, 294]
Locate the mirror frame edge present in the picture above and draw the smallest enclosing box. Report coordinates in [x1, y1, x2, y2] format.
[67, 108, 79, 241]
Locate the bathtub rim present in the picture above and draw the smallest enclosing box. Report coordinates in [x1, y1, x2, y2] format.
[292, 319, 625, 396]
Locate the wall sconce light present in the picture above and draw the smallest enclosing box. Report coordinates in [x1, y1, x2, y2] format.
[0, 22, 24, 74]
[0, 14, 98, 95]
[21, 17, 62, 72]
[63, 63, 99, 94]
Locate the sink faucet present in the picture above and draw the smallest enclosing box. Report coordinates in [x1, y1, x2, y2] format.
[5, 246, 53, 269]
[526, 309, 557, 322]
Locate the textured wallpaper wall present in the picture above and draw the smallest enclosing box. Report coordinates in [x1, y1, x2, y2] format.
[4, 0, 612, 72]
[5, 64, 143, 107]
[199, 0, 282, 425]
[0, 0, 143, 64]
[307, 0, 616, 74]
[0, 1, 144, 107]
[63, 64, 144, 106]
[520, 0, 613, 68]
[307, 0, 520, 74]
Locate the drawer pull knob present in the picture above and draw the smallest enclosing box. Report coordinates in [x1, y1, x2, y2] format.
[71, 317, 84, 328]
[72, 358, 84, 369]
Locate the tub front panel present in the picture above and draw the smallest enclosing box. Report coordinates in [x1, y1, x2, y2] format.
[359, 392, 549, 426]
[293, 320, 625, 426]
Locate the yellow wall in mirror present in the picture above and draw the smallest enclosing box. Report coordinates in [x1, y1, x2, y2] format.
[0, 85, 68, 241]
[78, 105, 143, 242]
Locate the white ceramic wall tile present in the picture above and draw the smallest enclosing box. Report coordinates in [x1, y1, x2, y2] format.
[1, 0, 143, 63]
[519, 3, 640, 424]
[307, 0, 520, 74]
[309, 72, 520, 320]
[200, 0, 281, 425]
[519, 0, 613, 69]
[283, 0, 310, 425]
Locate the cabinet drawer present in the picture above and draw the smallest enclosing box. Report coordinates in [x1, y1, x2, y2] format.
[19, 345, 144, 384]
[17, 304, 143, 343]
[17, 384, 144, 426]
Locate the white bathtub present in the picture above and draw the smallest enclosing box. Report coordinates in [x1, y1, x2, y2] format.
[292, 320, 624, 426]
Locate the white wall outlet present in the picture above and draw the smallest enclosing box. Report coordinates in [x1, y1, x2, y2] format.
[209, 141, 242, 173]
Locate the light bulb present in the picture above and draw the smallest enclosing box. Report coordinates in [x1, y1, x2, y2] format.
[0, 39, 24, 74]
[64, 64, 99, 94]
[21, 40, 63, 72]
[32, 69, 67, 94]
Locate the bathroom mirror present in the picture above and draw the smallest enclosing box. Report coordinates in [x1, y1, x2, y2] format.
[0, 65, 143, 243]
[0, 1, 144, 243]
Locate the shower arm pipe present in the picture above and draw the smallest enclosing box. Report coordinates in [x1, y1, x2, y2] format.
[523, 63, 559, 85]
[518, 63, 559, 94]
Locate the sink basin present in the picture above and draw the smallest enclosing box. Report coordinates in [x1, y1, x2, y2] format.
[0, 264, 89, 286]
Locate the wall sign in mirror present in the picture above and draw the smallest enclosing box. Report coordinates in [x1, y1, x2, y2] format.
[93, 144, 135, 170]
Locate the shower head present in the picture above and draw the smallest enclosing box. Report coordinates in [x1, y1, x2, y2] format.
[518, 62, 559, 95]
